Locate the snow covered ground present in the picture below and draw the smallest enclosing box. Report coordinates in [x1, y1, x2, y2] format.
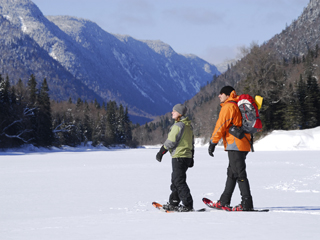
[1, 127, 320, 240]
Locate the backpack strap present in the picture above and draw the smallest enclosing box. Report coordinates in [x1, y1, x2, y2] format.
[228, 100, 238, 106]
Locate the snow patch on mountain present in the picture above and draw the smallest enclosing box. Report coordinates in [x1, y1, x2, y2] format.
[3, 14, 11, 20]
[131, 82, 155, 103]
[203, 63, 212, 73]
[18, 16, 27, 32]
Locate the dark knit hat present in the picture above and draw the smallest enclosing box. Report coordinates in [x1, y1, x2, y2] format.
[173, 104, 187, 116]
[220, 86, 235, 96]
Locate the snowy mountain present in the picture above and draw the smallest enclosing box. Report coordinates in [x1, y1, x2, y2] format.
[265, 0, 320, 59]
[0, 14, 103, 102]
[0, 0, 219, 123]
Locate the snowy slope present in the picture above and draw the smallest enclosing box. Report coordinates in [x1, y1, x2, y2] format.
[254, 126, 320, 151]
[0, 128, 320, 239]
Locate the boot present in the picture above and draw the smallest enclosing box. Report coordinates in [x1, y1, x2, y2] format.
[232, 197, 254, 211]
[211, 200, 232, 211]
[162, 203, 178, 211]
[175, 205, 194, 212]
[241, 197, 254, 211]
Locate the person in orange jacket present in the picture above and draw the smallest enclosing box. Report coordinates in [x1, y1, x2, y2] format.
[208, 86, 254, 211]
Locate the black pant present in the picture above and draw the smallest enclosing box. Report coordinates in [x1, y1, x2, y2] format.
[219, 151, 253, 208]
[169, 158, 193, 208]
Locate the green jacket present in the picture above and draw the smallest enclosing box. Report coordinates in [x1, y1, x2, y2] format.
[164, 117, 194, 158]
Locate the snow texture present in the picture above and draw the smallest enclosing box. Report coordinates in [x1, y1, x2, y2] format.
[1, 128, 320, 239]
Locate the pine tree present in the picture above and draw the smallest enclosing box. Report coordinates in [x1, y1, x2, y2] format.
[83, 101, 93, 143]
[105, 101, 117, 144]
[94, 99, 100, 109]
[283, 83, 300, 130]
[98, 112, 107, 146]
[27, 74, 37, 105]
[15, 79, 25, 105]
[117, 104, 126, 144]
[91, 112, 100, 147]
[25, 74, 38, 145]
[36, 78, 53, 146]
[123, 106, 132, 144]
[0, 75, 10, 116]
[262, 89, 286, 131]
[76, 98, 83, 108]
[305, 75, 320, 127]
[0, 75, 10, 147]
[296, 75, 307, 129]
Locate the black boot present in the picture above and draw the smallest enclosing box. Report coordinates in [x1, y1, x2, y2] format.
[241, 197, 254, 211]
[237, 178, 253, 210]
[163, 203, 178, 211]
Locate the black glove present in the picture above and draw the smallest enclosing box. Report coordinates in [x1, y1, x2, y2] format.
[156, 145, 168, 162]
[208, 142, 217, 157]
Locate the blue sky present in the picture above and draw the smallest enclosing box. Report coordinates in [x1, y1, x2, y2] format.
[32, 0, 309, 65]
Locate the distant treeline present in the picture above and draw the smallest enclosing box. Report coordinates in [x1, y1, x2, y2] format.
[0, 74, 135, 149]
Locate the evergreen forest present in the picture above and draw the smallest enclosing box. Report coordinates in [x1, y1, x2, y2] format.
[0, 74, 134, 149]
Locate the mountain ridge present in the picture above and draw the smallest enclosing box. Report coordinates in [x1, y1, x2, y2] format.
[0, 0, 220, 123]
[265, 0, 320, 60]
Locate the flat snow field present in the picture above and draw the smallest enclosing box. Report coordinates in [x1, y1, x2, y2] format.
[1, 128, 320, 240]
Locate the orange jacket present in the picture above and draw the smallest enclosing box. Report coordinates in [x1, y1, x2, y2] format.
[210, 90, 251, 152]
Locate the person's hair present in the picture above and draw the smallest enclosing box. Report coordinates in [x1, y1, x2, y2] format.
[220, 86, 235, 96]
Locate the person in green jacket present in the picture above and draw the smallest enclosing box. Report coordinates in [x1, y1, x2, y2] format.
[156, 103, 194, 212]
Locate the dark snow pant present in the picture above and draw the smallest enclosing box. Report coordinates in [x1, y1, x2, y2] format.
[219, 151, 253, 209]
[169, 158, 193, 209]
